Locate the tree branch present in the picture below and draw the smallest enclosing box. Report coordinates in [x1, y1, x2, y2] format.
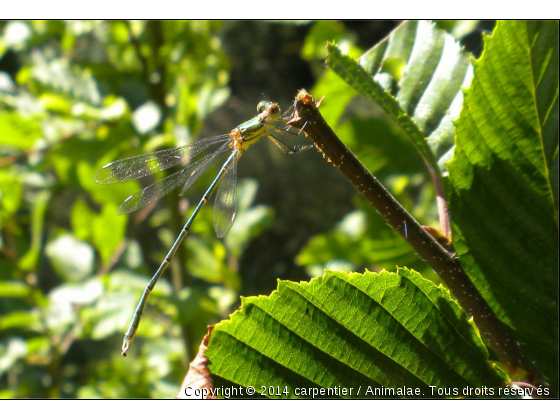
[288, 89, 538, 380]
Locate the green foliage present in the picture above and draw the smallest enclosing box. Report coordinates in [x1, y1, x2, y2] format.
[210, 20, 557, 397]
[0, 20, 236, 398]
[297, 22, 446, 283]
[207, 269, 508, 398]
[293, 21, 475, 284]
[3, 20, 402, 399]
[3, 20, 554, 399]
[447, 21, 559, 389]
[434, 20, 479, 40]
[327, 20, 474, 174]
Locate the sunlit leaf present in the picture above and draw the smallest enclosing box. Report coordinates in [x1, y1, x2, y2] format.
[18, 190, 51, 271]
[0, 310, 42, 331]
[30, 51, 102, 105]
[196, 85, 230, 122]
[0, 18, 237, 399]
[72, 96, 128, 121]
[435, 20, 480, 40]
[0, 111, 42, 149]
[447, 20, 559, 390]
[185, 236, 240, 290]
[0, 171, 23, 225]
[310, 70, 358, 130]
[92, 203, 128, 263]
[40, 92, 72, 114]
[45, 233, 95, 282]
[132, 101, 162, 134]
[47, 279, 104, 330]
[327, 20, 474, 174]
[225, 179, 273, 259]
[0, 338, 27, 377]
[79, 160, 140, 209]
[0, 280, 32, 299]
[0, 71, 16, 92]
[70, 198, 96, 241]
[301, 20, 348, 61]
[2, 21, 32, 50]
[207, 269, 508, 398]
[94, 269, 172, 341]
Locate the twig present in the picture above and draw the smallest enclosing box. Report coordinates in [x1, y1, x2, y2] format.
[288, 89, 538, 379]
[427, 165, 452, 239]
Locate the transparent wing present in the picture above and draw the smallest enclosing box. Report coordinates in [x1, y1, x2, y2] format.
[94, 133, 230, 184]
[213, 152, 239, 238]
[117, 142, 230, 215]
[178, 142, 232, 197]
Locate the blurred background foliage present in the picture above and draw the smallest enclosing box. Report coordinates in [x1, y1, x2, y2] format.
[0, 20, 491, 398]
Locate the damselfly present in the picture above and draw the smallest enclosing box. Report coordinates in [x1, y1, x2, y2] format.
[94, 100, 311, 356]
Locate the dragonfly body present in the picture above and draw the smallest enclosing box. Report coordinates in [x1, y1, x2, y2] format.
[231, 102, 280, 152]
[94, 100, 311, 355]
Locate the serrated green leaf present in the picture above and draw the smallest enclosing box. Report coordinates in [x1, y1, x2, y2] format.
[447, 21, 559, 390]
[207, 269, 507, 398]
[327, 20, 474, 174]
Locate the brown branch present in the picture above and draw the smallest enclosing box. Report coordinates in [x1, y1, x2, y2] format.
[288, 89, 539, 380]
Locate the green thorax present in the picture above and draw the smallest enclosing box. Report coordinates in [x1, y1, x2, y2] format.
[236, 115, 268, 148]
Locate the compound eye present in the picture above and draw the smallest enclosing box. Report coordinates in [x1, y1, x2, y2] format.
[267, 103, 280, 119]
[257, 101, 268, 113]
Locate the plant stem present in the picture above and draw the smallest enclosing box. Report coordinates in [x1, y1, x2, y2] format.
[288, 89, 538, 379]
[427, 164, 452, 239]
